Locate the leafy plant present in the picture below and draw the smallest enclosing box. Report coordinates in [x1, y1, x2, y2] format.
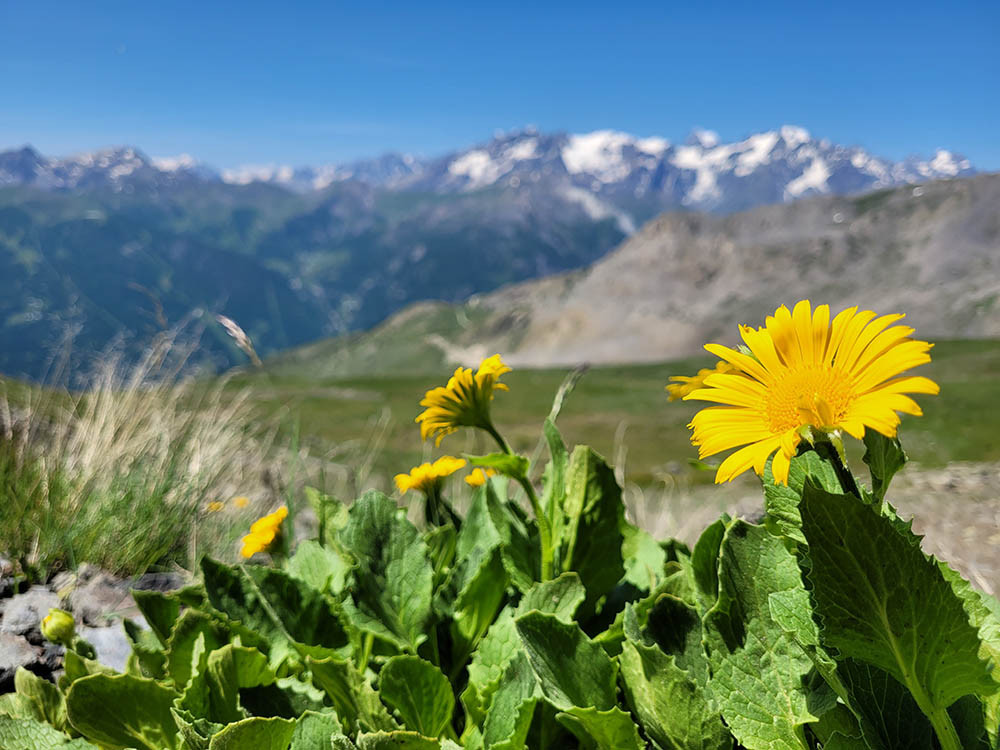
[4, 305, 999, 749]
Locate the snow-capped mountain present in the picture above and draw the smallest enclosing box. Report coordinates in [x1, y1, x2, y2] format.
[1, 126, 975, 218]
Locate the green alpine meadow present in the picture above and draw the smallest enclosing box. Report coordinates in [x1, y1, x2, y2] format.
[2, 300, 997, 750]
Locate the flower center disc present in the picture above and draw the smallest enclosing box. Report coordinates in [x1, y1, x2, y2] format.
[765, 365, 854, 432]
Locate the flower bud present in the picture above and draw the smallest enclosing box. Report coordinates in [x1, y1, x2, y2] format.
[41, 608, 75, 645]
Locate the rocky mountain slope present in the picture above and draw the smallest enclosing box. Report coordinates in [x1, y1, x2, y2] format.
[0, 128, 979, 379]
[269, 173, 1000, 377]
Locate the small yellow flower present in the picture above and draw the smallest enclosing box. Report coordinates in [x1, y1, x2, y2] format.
[232, 496, 249, 509]
[206, 501, 225, 513]
[240, 506, 288, 558]
[395, 456, 467, 495]
[685, 301, 938, 485]
[415, 354, 511, 444]
[41, 608, 75, 645]
[464, 467, 497, 487]
[666, 360, 739, 401]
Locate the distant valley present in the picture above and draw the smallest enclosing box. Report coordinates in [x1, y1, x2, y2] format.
[0, 127, 980, 380]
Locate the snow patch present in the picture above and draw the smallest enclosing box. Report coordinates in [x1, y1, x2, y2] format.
[734, 132, 779, 176]
[448, 149, 504, 188]
[691, 128, 719, 148]
[635, 136, 670, 155]
[222, 165, 294, 185]
[780, 125, 811, 149]
[504, 138, 539, 161]
[927, 149, 967, 177]
[671, 143, 735, 204]
[561, 185, 636, 234]
[561, 130, 634, 182]
[785, 157, 830, 197]
[152, 154, 197, 172]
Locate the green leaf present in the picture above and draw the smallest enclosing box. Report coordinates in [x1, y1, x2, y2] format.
[338, 491, 434, 651]
[862, 430, 906, 503]
[286, 540, 351, 596]
[461, 574, 584, 727]
[466, 452, 530, 480]
[480, 652, 539, 750]
[0, 716, 97, 749]
[807, 704, 867, 750]
[763, 451, 843, 544]
[65, 673, 180, 750]
[540, 418, 569, 535]
[307, 656, 395, 733]
[13, 667, 69, 732]
[289, 711, 342, 750]
[619, 607, 731, 750]
[558, 446, 625, 613]
[355, 731, 448, 750]
[689, 516, 727, 614]
[442, 546, 507, 662]
[206, 716, 295, 750]
[799, 484, 997, 722]
[836, 658, 935, 749]
[165, 609, 228, 690]
[702, 520, 824, 749]
[620, 522, 666, 592]
[204, 643, 276, 723]
[201, 557, 350, 654]
[555, 706, 643, 750]
[425, 523, 457, 591]
[379, 656, 454, 738]
[515, 611, 617, 711]
[132, 589, 181, 646]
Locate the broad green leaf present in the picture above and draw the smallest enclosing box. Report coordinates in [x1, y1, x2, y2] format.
[807, 704, 866, 750]
[939, 562, 1000, 742]
[0, 717, 97, 749]
[379, 656, 454, 738]
[339, 491, 434, 651]
[444, 546, 507, 662]
[170, 705, 222, 750]
[461, 574, 584, 726]
[480, 652, 538, 750]
[689, 516, 727, 614]
[619, 606, 731, 750]
[515, 611, 617, 711]
[132, 589, 181, 646]
[304, 486, 350, 548]
[559, 446, 625, 613]
[289, 711, 342, 750]
[425, 524, 457, 591]
[621, 522, 666, 592]
[703, 520, 823, 750]
[556, 706, 643, 750]
[763, 452, 843, 544]
[307, 656, 395, 733]
[862, 430, 906, 503]
[13, 667, 68, 732]
[201, 557, 349, 654]
[355, 731, 448, 750]
[286, 540, 350, 596]
[165, 609, 228, 690]
[800, 484, 997, 720]
[479, 478, 539, 593]
[947, 694, 991, 750]
[204, 643, 276, 724]
[466, 452, 530, 480]
[338, 598, 410, 652]
[66, 673, 180, 750]
[836, 658, 934, 749]
[206, 716, 295, 750]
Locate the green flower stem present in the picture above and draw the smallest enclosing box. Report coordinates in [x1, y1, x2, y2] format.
[926, 706, 963, 750]
[815, 439, 860, 498]
[483, 422, 554, 581]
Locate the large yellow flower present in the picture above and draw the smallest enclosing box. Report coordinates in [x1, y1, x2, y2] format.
[395, 456, 467, 495]
[685, 301, 939, 485]
[666, 360, 739, 401]
[240, 506, 288, 558]
[415, 354, 511, 444]
[464, 467, 497, 487]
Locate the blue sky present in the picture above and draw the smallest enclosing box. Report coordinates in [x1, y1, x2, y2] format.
[2, 0, 997, 169]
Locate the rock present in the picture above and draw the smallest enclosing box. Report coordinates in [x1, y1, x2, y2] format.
[0, 586, 61, 643]
[0, 632, 42, 692]
[78, 625, 132, 673]
[133, 571, 186, 592]
[68, 573, 136, 626]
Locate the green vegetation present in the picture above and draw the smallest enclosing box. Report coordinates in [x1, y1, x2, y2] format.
[239, 339, 1000, 489]
[3, 377, 998, 748]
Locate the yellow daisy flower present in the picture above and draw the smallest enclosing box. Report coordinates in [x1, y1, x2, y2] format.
[685, 300, 939, 485]
[464, 467, 497, 487]
[415, 355, 511, 445]
[666, 360, 739, 401]
[240, 506, 288, 558]
[206, 501, 225, 513]
[232, 496, 250, 509]
[395, 456, 467, 495]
